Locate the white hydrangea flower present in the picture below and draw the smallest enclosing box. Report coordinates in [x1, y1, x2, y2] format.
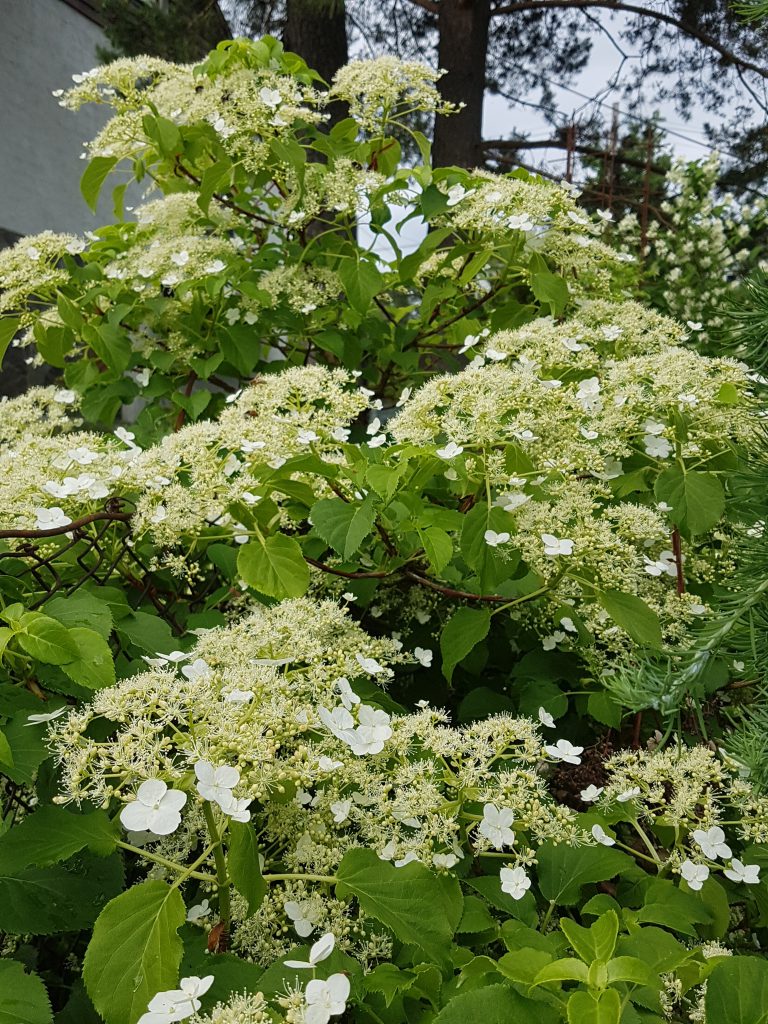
[330, 799, 351, 824]
[617, 786, 641, 803]
[285, 899, 319, 938]
[592, 824, 615, 846]
[723, 859, 760, 884]
[541, 534, 574, 557]
[414, 647, 433, 667]
[186, 899, 210, 923]
[120, 779, 186, 836]
[544, 739, 583, 764]
[304, 973, 350, 1024]
[436, 441, 464, 459]
[500, 865, 531, 900]
[25, 706, 68, 726]
[580, 785, 603, 802]
[680, 859, 709, 891]
[692, 826, 731, 861]
[34, 507, 72, 530]
[284, 932, 335, 969]
[484, 529, 510, 547]
[538, 707, 556, 729]
[194, 760, 239, 810]
[478, 803, 515, 849]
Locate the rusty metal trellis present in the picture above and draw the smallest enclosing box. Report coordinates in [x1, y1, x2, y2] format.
[0, 497, 178, 626]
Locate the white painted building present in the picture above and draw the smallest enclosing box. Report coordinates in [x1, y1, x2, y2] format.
[0, 0, 122, 244]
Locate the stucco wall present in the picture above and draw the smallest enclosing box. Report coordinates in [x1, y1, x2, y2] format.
[0, 0, 116, 238]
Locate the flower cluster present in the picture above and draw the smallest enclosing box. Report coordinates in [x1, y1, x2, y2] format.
[588, 745, 768, 890]
[329, 56, 455, 133]
[49, 596, 592, 966]
[612, 154, 768, 347]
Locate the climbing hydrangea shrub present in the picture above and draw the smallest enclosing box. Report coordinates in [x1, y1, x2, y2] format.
[1, 37, 768, 1024]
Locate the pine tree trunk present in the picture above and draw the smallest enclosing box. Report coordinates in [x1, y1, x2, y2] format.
[283, 0, 348, 97]
[432, 0, 491, 169]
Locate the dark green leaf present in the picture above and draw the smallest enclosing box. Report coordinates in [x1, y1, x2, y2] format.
[440, 607, 491, 682]
[227, 821, 267, 917]
[0, 807, 117, 872]
[705, 956, 768, 1024]
[434, 984, 559, 1023]
[335, 848, 462, 974]
[597, 590, 662, 648]
[537, 842, 634, 906]
[17, 615, 79, 665]
[310, 495, 377, 560]
[61, 627, 115, 689]
[80, 157, 118, 212]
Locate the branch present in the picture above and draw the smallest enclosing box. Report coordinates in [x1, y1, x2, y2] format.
[490, 1, 768, 81]
[305, 557, 391, 579]
[483, 136, 669, 175]
[0, 510, 132, 540]
[402, 0, 439, 12]
[403, 571, 517, 603]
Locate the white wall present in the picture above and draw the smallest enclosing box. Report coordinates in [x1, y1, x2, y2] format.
[0, 0, 117, 239]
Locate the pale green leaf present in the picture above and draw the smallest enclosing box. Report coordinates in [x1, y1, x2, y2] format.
[237, 535, 310, 599]
[310, 495, 377, 560]
[0, 962, 52, 1024]
[83, 880, 186, 1024]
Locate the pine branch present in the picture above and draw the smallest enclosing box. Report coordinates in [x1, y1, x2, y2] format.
[490, 2, 768, 81]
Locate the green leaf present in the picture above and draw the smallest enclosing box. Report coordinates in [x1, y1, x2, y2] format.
[419, 526, 453, 574]
[567, 989, 621, 1024]
[705, 956, 768, 1024]
[561, 911, 618, 964]
[465, 875, 537, 927]
[116, 611, 175, 655]
[597, 590, 662, 648]
[654, 466, 725, 536]
[0, 316, 20, 367]
[0, 853, 123, 935]
[335, 848, 462, 974]
[61, 627, 115, 689]
[537, 842, 633, 906]
[0, 713, 50, 784]
[198, 159, 232, 213]
[530, 266, 569, 315]
[606, 956, 658, 987]
[45, 593, 113, 640]
[0, 807, 117, 872]
[533, 957, 589, 985]
[338, 257, 384, 314]
[227, 821, 267, 917]
[0, 728, 12, 768]
[0, 962, 52, 1024]
[179, 944, 264, 1010]
[80, 156, 118, 212]
[310, 496, 377, 560]
[457, 895, 497, 934]
[17, 615, 79, 665]
[237, 535, 310, 599]
[586, 691, 622, 729]
[83, 880, 186, 1024]
[460, 503, 518, 590]
[440, 607, 491, 682]
[434, 984, 559, 1023]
